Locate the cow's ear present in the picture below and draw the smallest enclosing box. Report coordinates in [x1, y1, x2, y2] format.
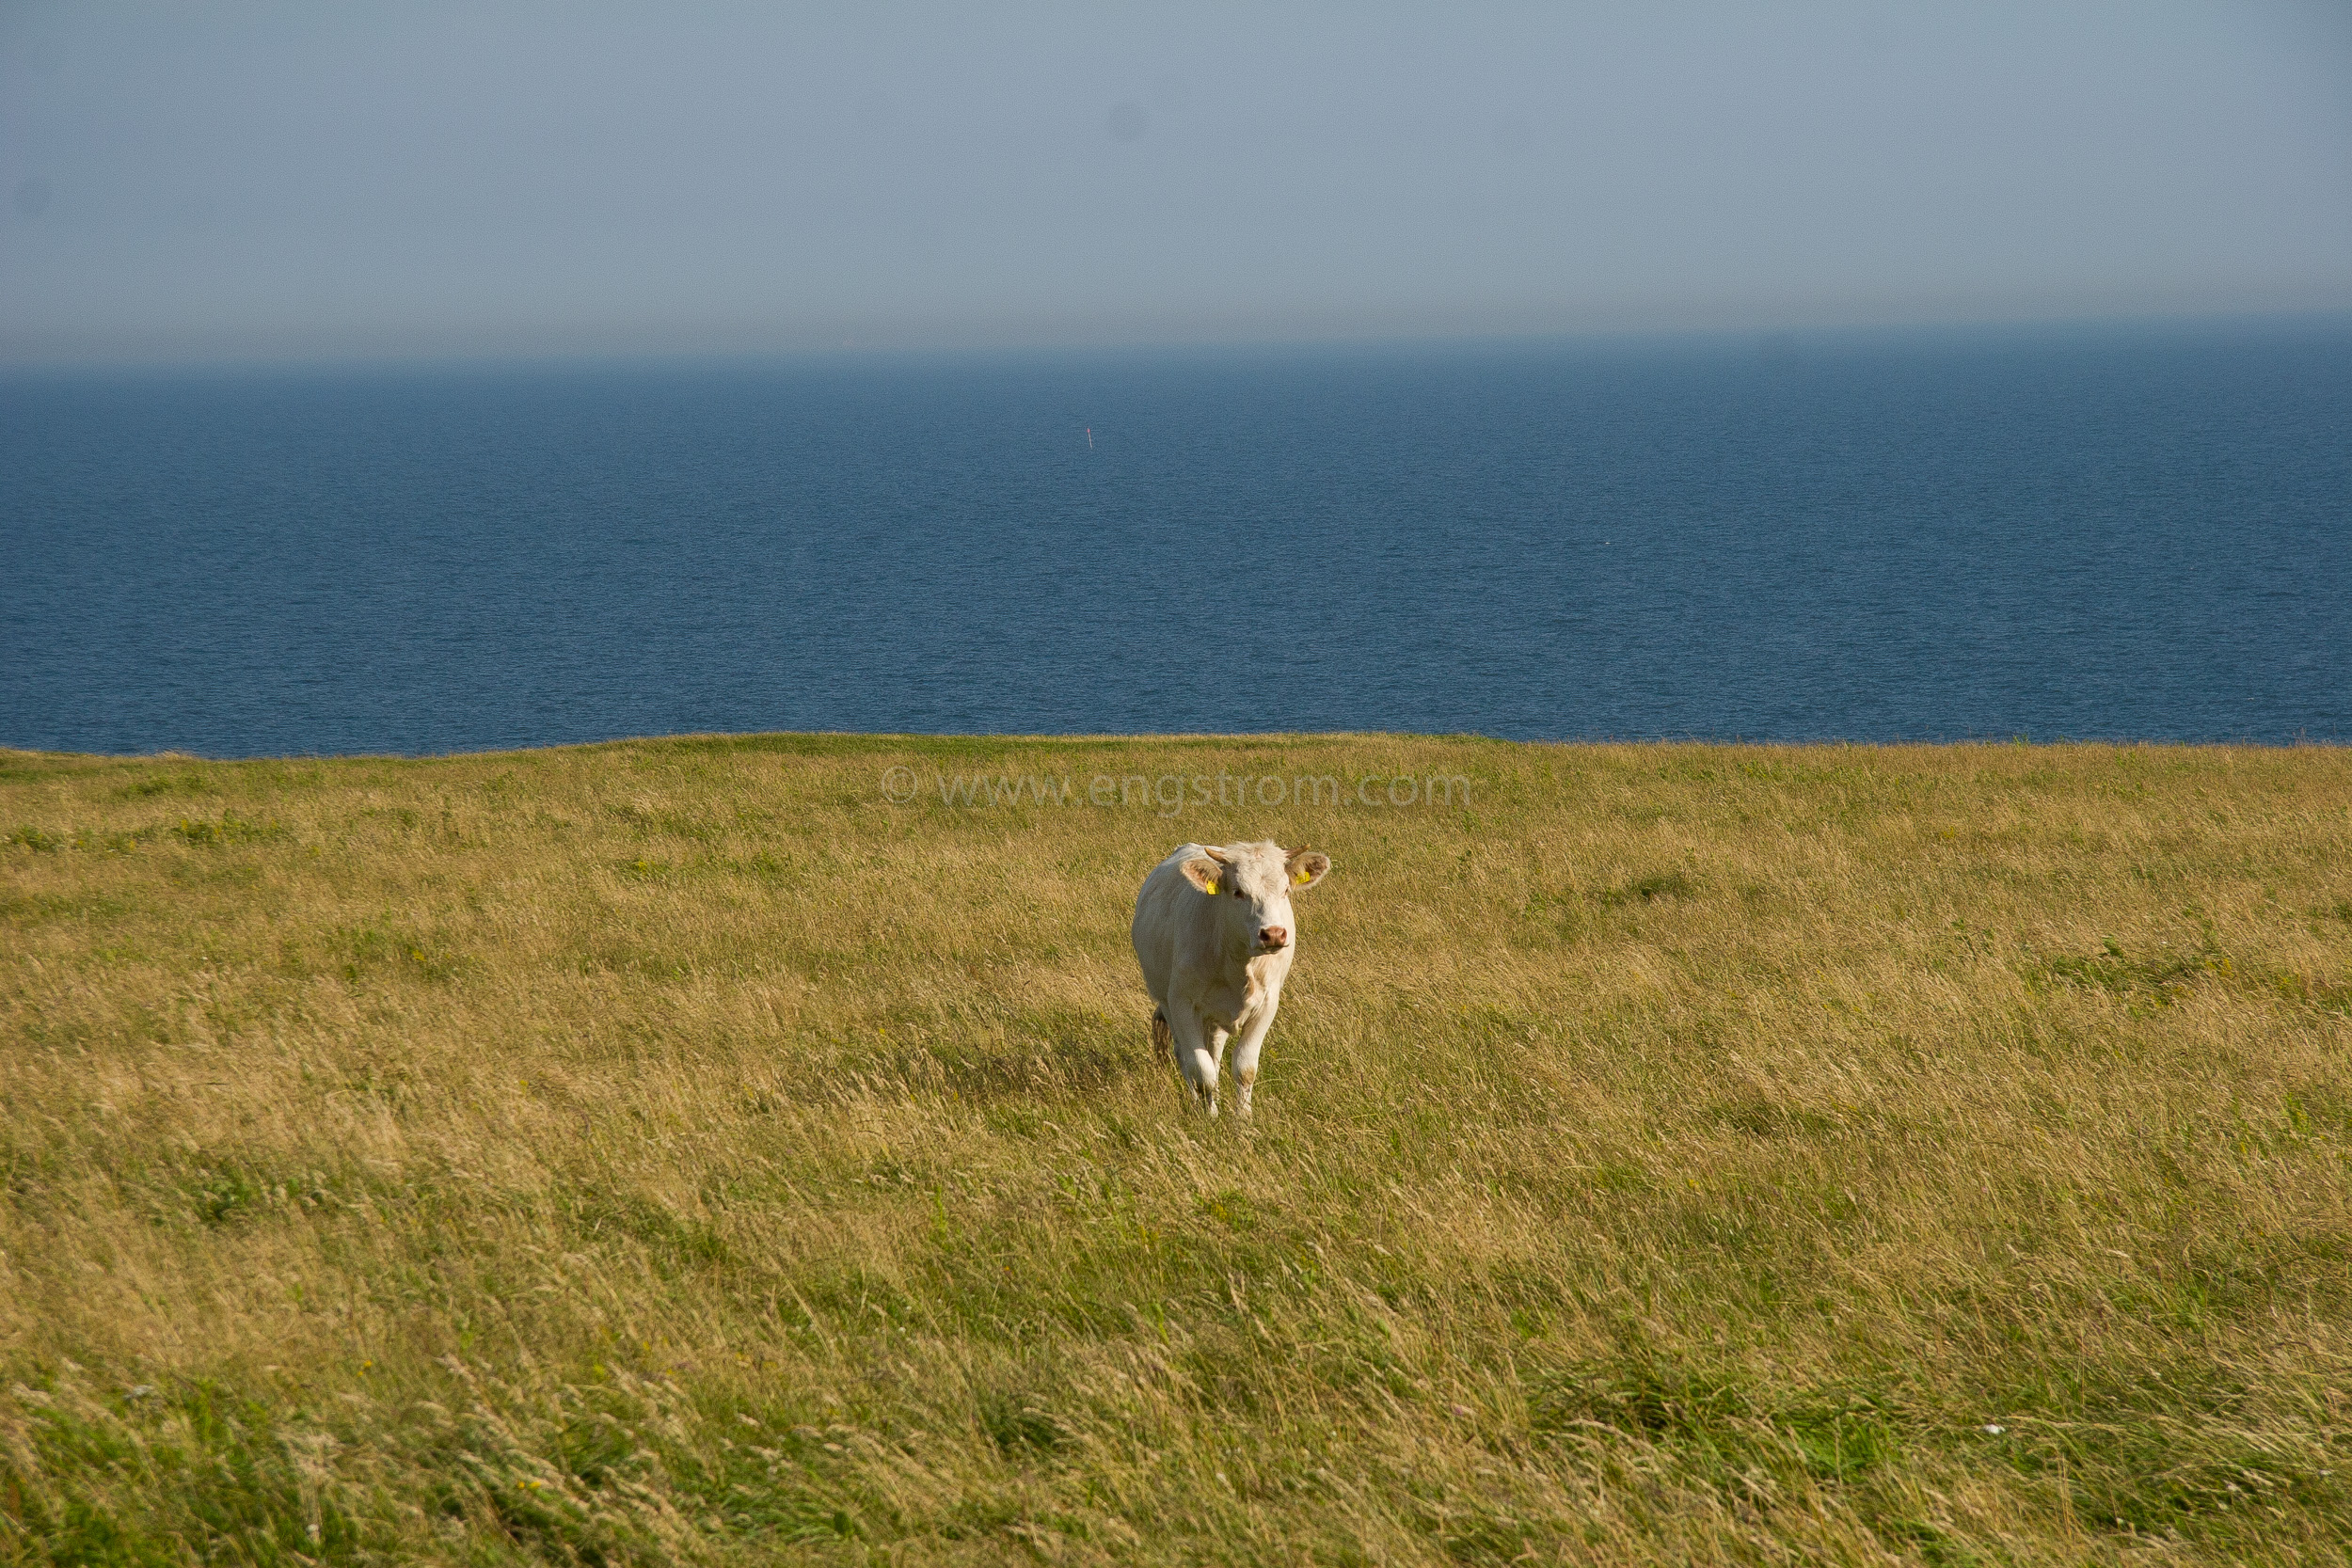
[1285, 848, 1331, 890]
[1180, 855, 1223, 895]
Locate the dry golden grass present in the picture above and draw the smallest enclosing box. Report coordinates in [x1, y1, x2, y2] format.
[2, 735, 2349, 1565]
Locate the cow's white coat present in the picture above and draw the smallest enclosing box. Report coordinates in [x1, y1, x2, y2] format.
[1131, 840, 1330, 1117]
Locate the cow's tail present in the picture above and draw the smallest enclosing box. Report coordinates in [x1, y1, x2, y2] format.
[1151, 1007, 1172, 1065]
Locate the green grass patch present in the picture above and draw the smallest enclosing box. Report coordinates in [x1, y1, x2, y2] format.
[2, 736, 2347, 1564]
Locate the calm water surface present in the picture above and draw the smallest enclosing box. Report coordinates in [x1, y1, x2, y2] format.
[3, 325, 2347, 754]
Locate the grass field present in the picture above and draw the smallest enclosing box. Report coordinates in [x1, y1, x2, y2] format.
[3, 735, 2348, 1565]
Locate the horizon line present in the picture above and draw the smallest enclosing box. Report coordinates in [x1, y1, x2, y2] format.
[6, 302, 2351, 379]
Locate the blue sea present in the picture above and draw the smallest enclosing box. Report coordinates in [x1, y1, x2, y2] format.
[3, 323, 2347, 755]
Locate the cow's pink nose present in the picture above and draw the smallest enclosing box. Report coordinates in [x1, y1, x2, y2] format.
[1259, 926, 1288, 948]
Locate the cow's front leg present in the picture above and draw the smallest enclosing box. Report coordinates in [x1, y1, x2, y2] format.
[1170, 1008, 1224, 1116]
[1230, 1007, 1278, 1119]
[1197, 1021, 1232, 1117]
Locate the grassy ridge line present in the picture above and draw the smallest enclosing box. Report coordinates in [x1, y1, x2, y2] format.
[2, 736, 2348, 1565]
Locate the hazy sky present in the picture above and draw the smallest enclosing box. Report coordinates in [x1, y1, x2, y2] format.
[4, 2, 2349, 363]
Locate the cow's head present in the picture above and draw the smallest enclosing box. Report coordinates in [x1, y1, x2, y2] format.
[1178, 841, 1331, 956]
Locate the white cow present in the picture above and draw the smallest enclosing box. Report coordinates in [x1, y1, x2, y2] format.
[1131, 840, 1331, 1117]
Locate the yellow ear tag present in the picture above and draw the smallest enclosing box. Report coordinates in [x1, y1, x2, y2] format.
[1293, 869, 1312, 885]
[1201, 877, 1218, 895]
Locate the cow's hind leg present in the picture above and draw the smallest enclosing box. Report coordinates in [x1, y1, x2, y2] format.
[1151, 1008, 1173, 1069]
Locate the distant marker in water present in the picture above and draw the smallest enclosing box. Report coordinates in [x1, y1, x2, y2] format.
[1087, 427, 1094, 450]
